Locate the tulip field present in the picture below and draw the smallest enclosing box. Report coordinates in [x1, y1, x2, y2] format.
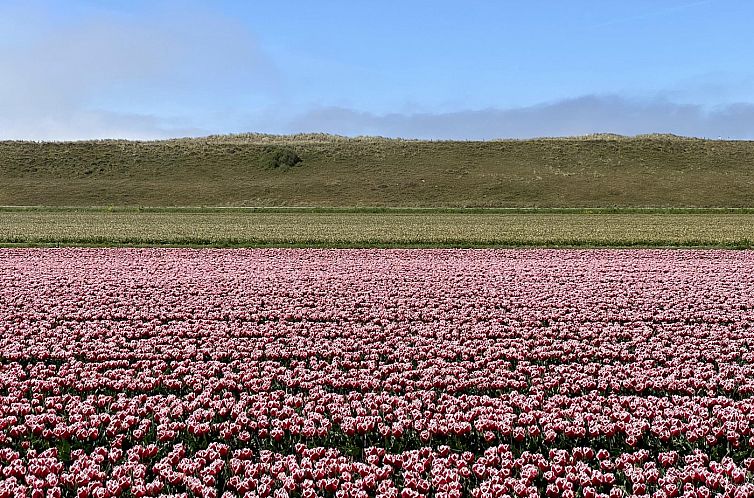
[2, 248, 754, 498]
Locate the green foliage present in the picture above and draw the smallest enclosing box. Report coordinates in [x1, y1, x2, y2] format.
[1, 134, 753, 207]
[262, 146, 302, 170]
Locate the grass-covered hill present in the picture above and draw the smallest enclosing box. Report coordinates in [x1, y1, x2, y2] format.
[1, 133, 752, 207]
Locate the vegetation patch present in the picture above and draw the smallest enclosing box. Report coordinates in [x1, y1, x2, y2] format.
[2, 134, 753, 207]
[262, 146, 302, 170]
[1, 209, 752, 248]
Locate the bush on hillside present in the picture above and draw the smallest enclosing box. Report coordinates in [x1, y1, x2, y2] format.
[263, 147, 302, 169]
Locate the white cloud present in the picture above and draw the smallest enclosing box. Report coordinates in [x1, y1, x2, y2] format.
[0, 110, 207, 142]
[281, 96, 754, 140]
[0, 2, 278, 140]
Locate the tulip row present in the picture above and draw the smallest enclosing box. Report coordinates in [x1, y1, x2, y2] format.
[1, 248, 753, 496]
[1, 443, 753, 498]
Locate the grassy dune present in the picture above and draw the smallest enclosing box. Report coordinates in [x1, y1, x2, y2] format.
[1, 208, 752, 248]
[2, 134, 753, 207]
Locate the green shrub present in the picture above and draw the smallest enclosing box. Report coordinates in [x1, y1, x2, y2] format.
[263, 147, 302, 169]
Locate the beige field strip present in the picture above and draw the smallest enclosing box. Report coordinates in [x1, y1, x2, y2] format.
[1, 210, 753, 247]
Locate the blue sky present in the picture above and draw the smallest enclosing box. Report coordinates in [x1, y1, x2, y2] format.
[1, 0, 753, 140]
